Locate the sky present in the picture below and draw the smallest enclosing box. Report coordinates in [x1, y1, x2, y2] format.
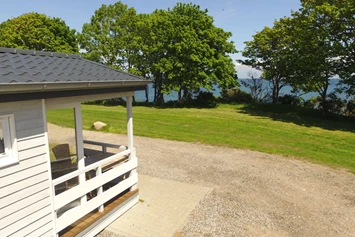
[0, 0, 302, 78]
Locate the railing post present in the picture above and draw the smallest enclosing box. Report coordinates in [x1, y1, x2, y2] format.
[102, 145, 107, 153]
[74, 104, 86, 204]
[96, 166, 104, 212]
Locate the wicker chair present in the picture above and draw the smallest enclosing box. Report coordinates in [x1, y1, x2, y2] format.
[51, 144, 78, 194]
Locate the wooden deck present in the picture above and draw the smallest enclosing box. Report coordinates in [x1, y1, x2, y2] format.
[59, 189, 139, 237]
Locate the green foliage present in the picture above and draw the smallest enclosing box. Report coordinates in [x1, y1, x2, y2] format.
[284, 4, 339, 113]
[221, 88, 253, 103]
[161, 3, 238, 99]
[345, 98, 355, 116]
[47, 104, 355, 172]
[331, 1, 355, 95]
[79, 2, 138, 69]
[0, 12, 78, 53]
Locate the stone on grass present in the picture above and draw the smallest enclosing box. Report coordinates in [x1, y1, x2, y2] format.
[93, 121, 107, 130]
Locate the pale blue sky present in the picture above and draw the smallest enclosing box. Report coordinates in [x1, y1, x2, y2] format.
[0, 0, 301, 77]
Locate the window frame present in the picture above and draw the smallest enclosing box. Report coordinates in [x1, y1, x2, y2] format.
[0, 114, 18, 168]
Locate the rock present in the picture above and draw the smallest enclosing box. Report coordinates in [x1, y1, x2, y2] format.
[93, 121, 107, 130]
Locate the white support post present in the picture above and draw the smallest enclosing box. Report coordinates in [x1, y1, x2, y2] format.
[126, 96, 133, 150]
[126, 96, 137, 191]
[41, 100, 58, 237]
[74, 104, 86, 204]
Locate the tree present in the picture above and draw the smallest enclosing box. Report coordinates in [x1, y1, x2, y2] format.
[132, 10, 173, 104]
[293, 0, 355, 108]
[162, 3, 238, 101]
[79, 1, 138, 69]
[285, 2, 340, 113]
[79, 1, 151, 102]
[79, 3, 166, 103]
[329, 0, 355, 95]
[240, 71, 270, 102]
[241, 19, 290, 104]
[0, 12, 78, 53]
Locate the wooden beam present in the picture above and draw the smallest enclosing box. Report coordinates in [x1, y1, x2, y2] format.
[46, 91, 134, 110]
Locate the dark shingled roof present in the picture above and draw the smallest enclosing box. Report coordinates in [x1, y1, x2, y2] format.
[0, 47, 149, 85]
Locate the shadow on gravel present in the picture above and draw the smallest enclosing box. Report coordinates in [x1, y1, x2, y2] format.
[238, 103, 355, 133]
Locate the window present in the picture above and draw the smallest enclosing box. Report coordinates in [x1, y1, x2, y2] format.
[0, 115, 18, 167]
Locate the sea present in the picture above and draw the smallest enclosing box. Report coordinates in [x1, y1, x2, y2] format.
[134, 79, 349, 102]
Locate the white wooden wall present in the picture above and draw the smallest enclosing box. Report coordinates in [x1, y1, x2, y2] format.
[0, 100, 55, 237]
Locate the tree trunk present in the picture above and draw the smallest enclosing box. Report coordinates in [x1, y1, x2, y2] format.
[178, 89, 182, 102]
[157, 90, 164, 105]
[272, 86, 277, 104]
[183, 87, 189, 100]
[320, 79, 329, 115]
[145, 85, 149, 103]
[153, 80, 157, 104]
[271, 78, 280, 104]
[156, 75, 164, 105]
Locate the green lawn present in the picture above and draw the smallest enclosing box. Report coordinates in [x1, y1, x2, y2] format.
[47, 104, 355, 173]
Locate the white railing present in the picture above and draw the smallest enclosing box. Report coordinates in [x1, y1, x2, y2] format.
[83, 139, 127, 153]
[52, 149, 131, 187]
[52, 147, 137, 233]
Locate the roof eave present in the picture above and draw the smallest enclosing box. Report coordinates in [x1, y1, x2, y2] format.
[0, 80, 151, 94]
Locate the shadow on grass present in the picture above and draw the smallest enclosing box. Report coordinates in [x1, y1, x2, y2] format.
[84, 100, 218, 109]
[239, 103, 355, 133]
[133, 100, 218, 109]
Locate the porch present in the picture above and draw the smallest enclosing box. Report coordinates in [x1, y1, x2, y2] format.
[46, 95, 138, 237]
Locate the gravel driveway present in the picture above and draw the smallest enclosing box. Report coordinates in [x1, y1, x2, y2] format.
[48, 124, 355, 237]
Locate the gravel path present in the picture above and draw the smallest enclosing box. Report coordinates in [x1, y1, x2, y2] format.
[48, 124, 355, 237]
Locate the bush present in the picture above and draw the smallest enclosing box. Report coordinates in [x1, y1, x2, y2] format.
[303, 97, 319, 109]
[303, 93, 346, 114]
[196, 91, 215, 101]
[158, 91, 217, 108]
[345, 98, 355, 116]
[221, 88, 253, 103]
[278, 94, 302, 106]
[177, 91, 216, 108]
[323, 93, 346, 114]
[84, 98, 126, 106]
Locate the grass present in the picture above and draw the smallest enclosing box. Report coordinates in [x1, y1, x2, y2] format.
[47, 104, 355, 173]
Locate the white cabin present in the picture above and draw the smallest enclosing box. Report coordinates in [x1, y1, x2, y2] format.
[0, 48, 150, 237]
